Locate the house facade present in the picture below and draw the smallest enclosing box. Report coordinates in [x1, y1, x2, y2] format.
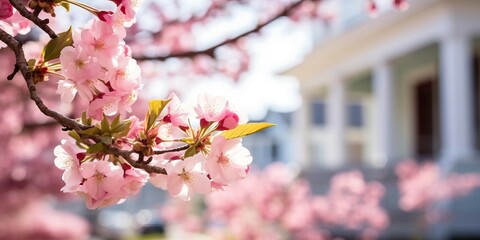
[286, 0, 480, 170]
[285, 0, 480, 238]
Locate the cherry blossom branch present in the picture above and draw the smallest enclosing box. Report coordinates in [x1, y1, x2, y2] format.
[150, 0, 247, 38]
[133, 0, 315, 61]
[9, 0, 58, 39]
[0, 28, 173, 174]
[105, 146, 168, 175]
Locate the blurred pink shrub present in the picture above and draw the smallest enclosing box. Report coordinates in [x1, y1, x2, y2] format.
[160, 163, 389, 240]
[396, 160, 480, 212]
[312, 171, 389, 239]
[0, 200, 90, 240]
[0, 45, 90, 240]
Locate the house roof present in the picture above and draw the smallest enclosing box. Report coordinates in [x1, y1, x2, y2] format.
[282, 0, 439, 83]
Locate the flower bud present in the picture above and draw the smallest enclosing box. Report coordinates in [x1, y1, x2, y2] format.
[0, 0, 13, 19]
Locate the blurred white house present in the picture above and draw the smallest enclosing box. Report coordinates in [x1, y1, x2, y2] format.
[284, 0, 480, 238]
[286, 0, 480, 169]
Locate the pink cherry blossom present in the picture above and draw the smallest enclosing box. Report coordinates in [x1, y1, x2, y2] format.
[206, 136, 252, 185]
[54, 139, 83, 192]
[59, 46, 103, 83]
[194, 94, 230, 122]
[149, 157, 172, 190]
[56, 79, 78, 103]
[0, 8, 30, 48]
[156, 122, 186, 149]
[167, 154, 211, 201]
[79, 20, 121, 67]
[98, 6, 133, 38]
[80, 160, 124, 201]
[150, 173, 168, 190]
[106, 56, 141, 92]
[121, 164, 149, 195]
[84, 191, 125, 210]
[126, 115, 144, 139]
[111, 0, 142, 26]
[57, 78, 108, 103]
[161, 92, 189, 129]
[87, 91, 137, 119]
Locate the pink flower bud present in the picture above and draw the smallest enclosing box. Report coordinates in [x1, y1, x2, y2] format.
[97, 11, 113, 23]
[0, 0, 13, 19]
[393, 0, 409, 11]
[217, 111, 239, 131]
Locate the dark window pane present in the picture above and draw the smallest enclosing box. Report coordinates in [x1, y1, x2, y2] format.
[311, 102, 326, 126]
[348, 104, 363, 127]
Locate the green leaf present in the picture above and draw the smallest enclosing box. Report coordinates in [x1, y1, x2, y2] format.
[221, 122, 275, 140]
[184, 146, 198, 158]
[113, 121, 132, 138]
[60, 2, 70, 11]
[111, 115, 121, 130]
[42, 27, 73, 62]
[100, 114, 110, 133]
[79, 127, 101, 136]
[100, 135, 113, 145]
[146, 99, 170, 131]
[87, 142, 105, 154]
[27, 59, 36, 70]
[81, 112, 93, 126]
[68, 130, 82, 142]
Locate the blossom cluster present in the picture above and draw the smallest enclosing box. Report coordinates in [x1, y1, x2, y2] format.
[55, 139, 150, 209]
[2, 0, 270, 210]
[54, 92, 257, 209]
[57, 16, 141, 119]
[396, 160, 480, 212]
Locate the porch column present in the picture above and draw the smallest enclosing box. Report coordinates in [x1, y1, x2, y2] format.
[293, 93, 310, 167]
[372, 61, 394, 166]
[440, 35, 475, 165]
[326, 79, 347, 168]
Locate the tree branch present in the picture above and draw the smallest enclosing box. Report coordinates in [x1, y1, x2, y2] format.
[0, 28, 82, 131]
[9, 0, 58, 39]
[145, 0, 247, 41]
[0, 6, 189, 176]
[133, 0, 314, 61]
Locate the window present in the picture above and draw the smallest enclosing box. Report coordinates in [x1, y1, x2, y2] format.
[348, 103, 363, 127]
[311, 101, 326, 126]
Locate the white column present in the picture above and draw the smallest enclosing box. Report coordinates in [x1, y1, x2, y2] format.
[326, 79, 346, 168]
[372, 61, 394, 166]
[293, 93, 310, 168]
[440, 35, 475, 166]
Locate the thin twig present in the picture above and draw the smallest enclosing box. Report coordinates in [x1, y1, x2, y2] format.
[154, 145, 189, 155]
[134, 0, 315, 61]
[7, 64, 20, 80]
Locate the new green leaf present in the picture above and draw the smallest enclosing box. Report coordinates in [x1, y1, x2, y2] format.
[87, 142, 105, 154]
[145, 99, 170, 131]
[61, 2, 70, 11]
[221, 122, 275, 140]
[42, 27, 73, 62]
